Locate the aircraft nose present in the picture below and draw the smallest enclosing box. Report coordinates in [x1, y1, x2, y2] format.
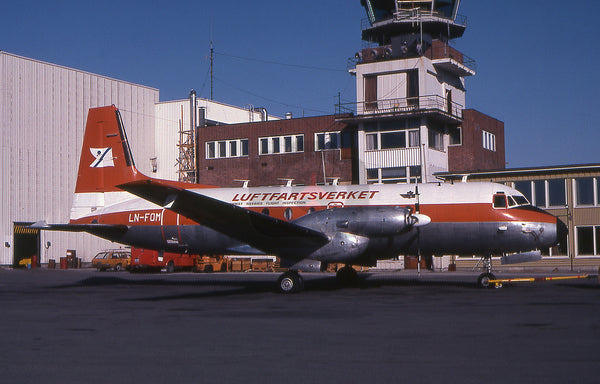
[556, 217, 568, 245]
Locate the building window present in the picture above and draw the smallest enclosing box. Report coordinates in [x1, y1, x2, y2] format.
[206, 142, 216, 159]
[548, 179, 566, 207]
[575, 177, 595, 206]
[482, 130, 496, 152]
[534, 180, 546, 208]
[514, 181, 532, 204]
[296, 135, 304, 152]
[515, 179, 566, 208]
[366, 129, 420, 150]
[366, 166, 421, 184]
[428, 129, 443, 151]
[576, 226, 596, 256]
[315, 132, 341, 151]
[449, 127, 462, 146]
[259, 134, 304, 155]
[206, 139, 249, 159]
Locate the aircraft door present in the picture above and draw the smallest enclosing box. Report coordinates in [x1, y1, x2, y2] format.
[161, 212, 182, 247]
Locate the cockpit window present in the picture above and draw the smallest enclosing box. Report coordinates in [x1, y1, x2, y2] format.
[493, 194, 530, 209]
[512, 195, 530, 206]
[493, 194, 507, 208]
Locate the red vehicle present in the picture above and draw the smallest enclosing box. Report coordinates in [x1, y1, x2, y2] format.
[129, 248, 195, 273]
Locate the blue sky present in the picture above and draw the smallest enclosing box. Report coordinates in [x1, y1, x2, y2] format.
[1, 1, 598, 168]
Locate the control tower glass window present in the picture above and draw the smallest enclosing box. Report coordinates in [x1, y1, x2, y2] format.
[362, 0, 396, 23]
[362, 0, 460, 23]
[433, 0, 459, 19]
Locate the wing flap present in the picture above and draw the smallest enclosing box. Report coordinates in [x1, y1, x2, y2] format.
[118, 180, 329, 259]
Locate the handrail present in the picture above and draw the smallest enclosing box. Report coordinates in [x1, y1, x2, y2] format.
[336, 94, 463, 119]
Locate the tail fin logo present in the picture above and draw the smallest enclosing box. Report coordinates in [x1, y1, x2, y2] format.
[90, 147, 114, 168]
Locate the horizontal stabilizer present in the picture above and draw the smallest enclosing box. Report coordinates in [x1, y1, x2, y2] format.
[30, 221, 129, 238]
[501, 250, 542, 265]
[118, 179, 330, 260]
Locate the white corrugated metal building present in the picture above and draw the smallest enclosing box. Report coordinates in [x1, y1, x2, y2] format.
[154, 99, 271, 181]
[0, 51, 276, 266]
[0, 51, 159, 265]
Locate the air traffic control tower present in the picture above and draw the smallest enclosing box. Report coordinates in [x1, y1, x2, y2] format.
[340, 1, 504, 184]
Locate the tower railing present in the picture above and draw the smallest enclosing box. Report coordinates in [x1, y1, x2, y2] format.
[426, 42, 477, 73]
[336, 94, 463, 120]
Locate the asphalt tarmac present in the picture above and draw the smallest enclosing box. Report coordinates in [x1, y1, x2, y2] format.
[1, 269, 599, 384]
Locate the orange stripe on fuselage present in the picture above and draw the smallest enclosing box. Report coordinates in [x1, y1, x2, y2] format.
[70, 202, 555, 226]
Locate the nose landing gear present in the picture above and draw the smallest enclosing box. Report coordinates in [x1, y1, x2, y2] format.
[477, 254, 499, 289]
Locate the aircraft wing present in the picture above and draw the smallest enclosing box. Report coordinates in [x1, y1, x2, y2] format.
[118, 180, 330, 260]
[30, 221, 129, 238]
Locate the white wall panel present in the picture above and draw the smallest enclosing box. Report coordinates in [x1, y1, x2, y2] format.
[154, 99, 271, 181]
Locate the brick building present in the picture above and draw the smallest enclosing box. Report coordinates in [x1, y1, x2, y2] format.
[196, 115, 353, 187]
[448, 109, 505, 172]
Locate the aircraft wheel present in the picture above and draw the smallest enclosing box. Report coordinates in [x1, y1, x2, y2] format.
[166, 261, 175, 274]
[277, 271, 304, 294]
[477, 272, 496, 289]
[336, 266, 359, 287]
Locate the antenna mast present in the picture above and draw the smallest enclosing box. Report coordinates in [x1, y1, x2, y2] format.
[210, 41, 214, 100]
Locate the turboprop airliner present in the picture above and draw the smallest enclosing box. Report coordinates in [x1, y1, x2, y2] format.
[34, 106, 566, 292]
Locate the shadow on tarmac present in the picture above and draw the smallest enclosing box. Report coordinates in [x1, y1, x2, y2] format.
[48, 272, 486, 301]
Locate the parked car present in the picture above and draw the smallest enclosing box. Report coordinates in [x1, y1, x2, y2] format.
[92, 249, 131, 271]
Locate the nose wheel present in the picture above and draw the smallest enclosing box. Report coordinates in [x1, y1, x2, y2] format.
[476, 254, 499, 288]
[477, 272, 497, 288]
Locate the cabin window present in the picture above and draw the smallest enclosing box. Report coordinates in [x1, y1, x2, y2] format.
[284, 208, 293, 221]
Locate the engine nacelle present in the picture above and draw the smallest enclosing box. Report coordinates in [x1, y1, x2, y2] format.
[294, 206, 413, 238]
[309, 231, 370, 262]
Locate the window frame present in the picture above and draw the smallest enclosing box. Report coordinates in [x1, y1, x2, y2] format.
[315, 131, 342, 151]
[482, 130, 496, 152]
[205, 138, 249, 159]
[574, 177, 596, 207]
[365, 129, 420, 151]
[258, 134, 305, 155]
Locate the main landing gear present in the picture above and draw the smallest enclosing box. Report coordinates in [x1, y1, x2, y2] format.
[277, 270, 304, 293]
[277, 265, 360, 294]
[335, 265, 359, 287]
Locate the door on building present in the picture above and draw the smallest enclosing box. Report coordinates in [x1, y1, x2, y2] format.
[13, 222, 40, 267]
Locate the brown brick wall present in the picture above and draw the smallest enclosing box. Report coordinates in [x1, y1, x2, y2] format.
[448, 109, 505, 172]
[197, 115, 353, 187]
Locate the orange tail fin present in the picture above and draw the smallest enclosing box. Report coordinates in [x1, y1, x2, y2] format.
[75, 105, 146, 193]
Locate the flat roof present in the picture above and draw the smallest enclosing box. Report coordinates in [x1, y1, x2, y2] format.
[436, 163, 600, 180]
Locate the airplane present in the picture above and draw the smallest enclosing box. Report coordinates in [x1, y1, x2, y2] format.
[33, 105, 566, 292]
